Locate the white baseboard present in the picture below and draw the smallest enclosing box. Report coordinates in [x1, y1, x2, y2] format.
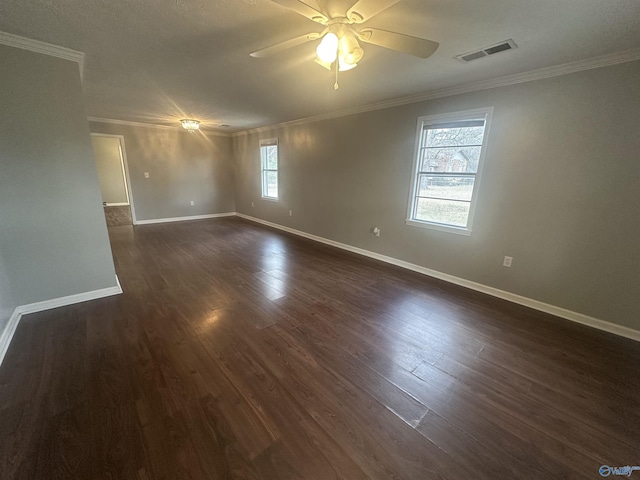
[135, 212, 236, 225]
[0, 308, 22, 368]
[236, 213, 640, 343]
[0, 276, 122, 367]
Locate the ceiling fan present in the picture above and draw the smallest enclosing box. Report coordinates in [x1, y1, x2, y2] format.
[250, 0, 439, 89]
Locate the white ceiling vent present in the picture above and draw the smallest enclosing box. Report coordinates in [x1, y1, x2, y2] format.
[456, 39, 517, 63]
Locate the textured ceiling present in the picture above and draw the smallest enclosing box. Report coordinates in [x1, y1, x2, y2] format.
[1, 0, 639, 132]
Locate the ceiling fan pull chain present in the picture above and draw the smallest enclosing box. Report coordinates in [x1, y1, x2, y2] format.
[334, 60, 339, 90]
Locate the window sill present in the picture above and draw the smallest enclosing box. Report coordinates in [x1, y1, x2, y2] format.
[405, 219, 472, 236]
[261, 196, 279, 203]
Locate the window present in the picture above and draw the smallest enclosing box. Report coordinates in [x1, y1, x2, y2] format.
[260, 138, 278, 200]
[406, 108, 493, 235]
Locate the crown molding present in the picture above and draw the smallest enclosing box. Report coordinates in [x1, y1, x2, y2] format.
[88, 117, 232, 137]
[232, 47, 640, 137]
[0, 31, 85, 81]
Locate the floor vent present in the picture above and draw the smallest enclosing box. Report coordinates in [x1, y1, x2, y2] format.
[456, 39, 517, 63]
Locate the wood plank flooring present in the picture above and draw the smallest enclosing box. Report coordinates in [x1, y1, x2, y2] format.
[1, 217, 639, 479]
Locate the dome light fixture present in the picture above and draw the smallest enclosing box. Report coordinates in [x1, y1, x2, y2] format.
[180, 119, 200, 133]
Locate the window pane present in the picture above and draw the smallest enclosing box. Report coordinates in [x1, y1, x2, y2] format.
[417, 176, 475, 201]
[424, 125, 485, 147]
[265, 171, 278, 198]
[415, 198, 470, 227]
[264, 146, 278, 169]
[420, 146, 481, 173]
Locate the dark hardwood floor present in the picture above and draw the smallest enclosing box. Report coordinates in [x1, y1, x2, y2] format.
[1, 217, 639, 479]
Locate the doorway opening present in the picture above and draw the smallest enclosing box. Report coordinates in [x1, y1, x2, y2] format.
[91, 133, 137, 227]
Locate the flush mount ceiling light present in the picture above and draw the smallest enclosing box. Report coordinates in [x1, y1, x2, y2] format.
[180, 119, 200, 133]
[250, 0, 439, 90]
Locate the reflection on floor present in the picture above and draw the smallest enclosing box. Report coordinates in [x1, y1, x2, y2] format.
[104, 205, 132, 227]
[0, 217, 638, 479]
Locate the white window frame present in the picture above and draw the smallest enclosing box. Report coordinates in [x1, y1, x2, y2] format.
[260, 138, 279, 201]
[405, 107, 493, 236]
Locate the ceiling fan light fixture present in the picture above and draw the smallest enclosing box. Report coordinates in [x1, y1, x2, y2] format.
[180, 119, 200, 132]
[316, 32, 339, 63]
[342, 47, 363, 66]
[253, 0, 440, 89]
[338, 58, 358, 71]
[340, 32, 364, 65]
[314, 56, 333, 70]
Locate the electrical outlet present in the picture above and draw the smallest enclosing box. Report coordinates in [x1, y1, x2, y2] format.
[190, 200, 195, 206]
[251, 202, 254, 207]
[289, 210, 293, 217]
[373, 227, 381, 237]
[503, 256, 513, 267]
[144, 172, 150, 178]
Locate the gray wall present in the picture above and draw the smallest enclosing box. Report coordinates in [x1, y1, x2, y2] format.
[89, 122, 235, 221]
[0, 251, 16, 340]
[92, 135, 129, 204]
[0, 45, 118, 306]
[234, 60, 640, 331]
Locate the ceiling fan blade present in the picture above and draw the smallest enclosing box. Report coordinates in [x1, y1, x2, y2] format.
[316, 0, 358, 18]
[358, 28, 439, 58]
[347, 0, 402, 23]
[269, 0, 328, 24]
[250, 32, 322, 58]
